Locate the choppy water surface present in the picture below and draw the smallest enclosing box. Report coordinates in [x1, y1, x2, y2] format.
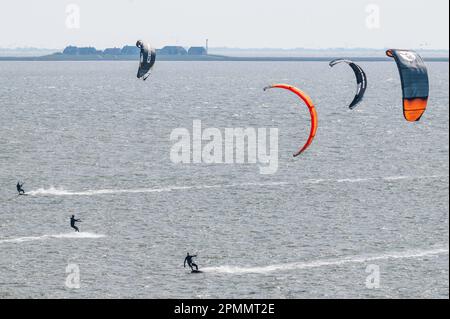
[0, 61, 448, 298]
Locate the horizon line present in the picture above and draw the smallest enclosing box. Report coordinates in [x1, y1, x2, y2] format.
[1, 46, 449, 52]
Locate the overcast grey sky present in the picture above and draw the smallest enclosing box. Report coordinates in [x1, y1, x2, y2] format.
[0, 0, 448, 49]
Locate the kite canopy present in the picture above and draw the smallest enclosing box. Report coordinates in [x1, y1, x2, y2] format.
[264, 84, 318, 157]
[136, 40, 156, 81]
[386, 49, 429, 122]
[329, 59, 367, 109]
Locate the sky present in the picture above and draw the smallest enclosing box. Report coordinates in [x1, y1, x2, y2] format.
[0, 0, 448, 50]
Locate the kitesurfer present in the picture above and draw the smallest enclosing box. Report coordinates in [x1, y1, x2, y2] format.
[16, 182, 25, 195]
[184, 253, 199, 271]
[70, 215, 81, 232]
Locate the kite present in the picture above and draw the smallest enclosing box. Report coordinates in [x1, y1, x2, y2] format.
[329, 59, 367, 109]
[386, 49, 429, 122]
[136, 40, 156, 81]
[264, 84, 318, 157]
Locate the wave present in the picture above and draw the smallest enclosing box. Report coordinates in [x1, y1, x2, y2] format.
[202, 248, 449, 274]
[0, 232, 106, 244]
[337, 178, 372, 183]
[381, 175, 448, 182]
[26, 175, 448, 197]
[307, 174, 448, 185]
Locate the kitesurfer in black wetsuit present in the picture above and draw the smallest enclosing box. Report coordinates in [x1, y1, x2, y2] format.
[184, 253, 199, 271]
[16, 182, 25, 195]
[70, 215, 81, 232]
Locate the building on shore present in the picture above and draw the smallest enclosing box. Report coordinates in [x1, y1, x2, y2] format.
[157, 46, 188, 55]
[61, 45, 207, 56]
[188, 47, 207, 55]
[120, 45, 140, 55]
[103, 48, 122, 55]
[63, 46, 102, 55]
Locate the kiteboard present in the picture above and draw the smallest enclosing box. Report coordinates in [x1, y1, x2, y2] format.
[191, 270, 203, 274]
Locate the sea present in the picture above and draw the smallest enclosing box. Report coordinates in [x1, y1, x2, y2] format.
[0, 61, 448, 298]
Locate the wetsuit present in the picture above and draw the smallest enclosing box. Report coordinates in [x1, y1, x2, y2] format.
[184, 254, 199, 271]
[17, 183, 25, 195]
[70, 217, 80, 232]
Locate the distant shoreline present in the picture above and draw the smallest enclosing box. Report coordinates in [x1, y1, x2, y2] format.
[0, 54, 448, 62]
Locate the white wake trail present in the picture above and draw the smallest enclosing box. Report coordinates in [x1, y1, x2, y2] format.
[27, 182, 289, 197]
[26, 175, 448, 198]
[0, 232, 106, 244]
[202, 248, 449, 274]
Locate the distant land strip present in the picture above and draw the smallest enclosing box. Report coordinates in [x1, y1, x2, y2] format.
[0, 54, 448, 62]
